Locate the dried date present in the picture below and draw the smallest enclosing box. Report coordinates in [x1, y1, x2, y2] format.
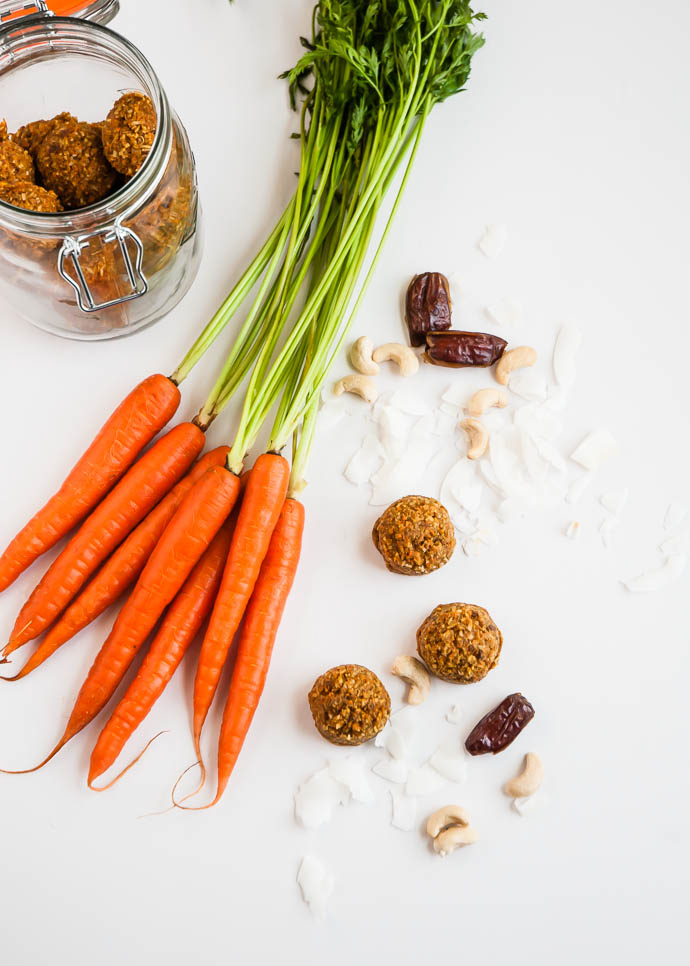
[425, 330, 507, 368]
[405, 272, 452, 347]
[464, 692, 535, 756]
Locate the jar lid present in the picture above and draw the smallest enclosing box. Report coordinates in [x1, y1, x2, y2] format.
[0, 0, 118, 26]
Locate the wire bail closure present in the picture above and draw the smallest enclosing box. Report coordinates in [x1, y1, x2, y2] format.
[0, 1, 51, 23]
[58, 225, 149, 313]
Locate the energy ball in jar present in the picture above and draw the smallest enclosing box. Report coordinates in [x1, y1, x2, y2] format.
[0, 121, 35, 183]
[101, 92, 157, 177]
[308, 664, 390, 746]
[36, 117, 116, 209]
[417, 603, 502, 684]
[12, 113, 77, 158]
[372, 495, 455, 576]
[0, 179, 63, 213]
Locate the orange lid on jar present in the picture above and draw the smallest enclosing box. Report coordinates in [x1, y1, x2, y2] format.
[0, 1, 118, 24]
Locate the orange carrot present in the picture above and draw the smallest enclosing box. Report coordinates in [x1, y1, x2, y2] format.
[1, 446, 231, 682]
[88, 520, 235, 789]
[4, 422, 204, 655]
[0, 374, 179, 593]
[206, 498, 304, 806]
[0, 466, 241, 775]
[191, 453, 290, 768]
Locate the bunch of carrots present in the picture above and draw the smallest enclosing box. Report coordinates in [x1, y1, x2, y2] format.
[0, 1, 485, 806]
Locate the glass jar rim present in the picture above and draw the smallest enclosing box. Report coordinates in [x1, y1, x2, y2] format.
[0, 15, 171, 234]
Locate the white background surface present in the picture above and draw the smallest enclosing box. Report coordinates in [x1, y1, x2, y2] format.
[1, 1, 689, 963]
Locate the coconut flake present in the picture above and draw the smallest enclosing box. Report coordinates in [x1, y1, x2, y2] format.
[376, 405, 412, 460]
[328, 757, 374, 804]
[390, 788, 417, 831]
[428, 409, 457, 436]
[389, 388, 431, 417]
[565, 520, 581, 540]
[295, 768, 349, 828]
[571, 430, 617, 471]
[659, 533, 688, 556]
[297, 856, 335, 919]
[445, 705, 463, 724]
[600, 516, 619, 549]
[600, 488, 629, 516]
[343, 435, 383, 486]
[664, 502, 689, 531]
[497, 497, 529, 524]
[623, 553, 687, 593]
[372, 758, 408, 784]
[369, 436, 434, 506]
[565, 473, 594, 505]
[462, 528, 498, 557]
[514, 402, 562, 441]
[508, 369, 548, 403]
[405, 764, 446, 798]
[441, 460, 482, 532]
[512, 792, 546, 817]
[478, 223, 508, 258]
[442, 382, 469, 409]
[429, 744, 469, 784]
[552, 325, 582, 393]
[485, 297, 522, 328]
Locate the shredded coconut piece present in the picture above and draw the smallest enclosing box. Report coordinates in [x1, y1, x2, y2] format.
[478, 223, 507, 258]
[429, 744, 469, 783]
[565, 520, 581, 540]
[571, 430, 617, 471]
[566, 473, 594, 505]
[295, 768, 349, 828]
[390, 788, 417, 831]
[446, 705, 463, 724]
[600, 516, 619, 549]
[442, 382, 469, 408]
[623, 553, 687, 593]
[552, 324, 582, 393]
[512, 792, 546, 817]
[659, 533, 688, 556]
[328, 757, 374, 803]
[343, 434, 383, 486]
[297, 856, 335, 919]
[372, 758, 408, 784]
[664, 502, 689, 531]
[462, 529, 498, 557]
[405, 764, 446, 798]
[485, 297, 522, 328]
[508, 369, 548, 402]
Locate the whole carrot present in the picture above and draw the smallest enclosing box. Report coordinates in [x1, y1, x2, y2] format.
[4, 421, 204, 655]
[0, 374, 179, 593]
[88, 520, 235, 789]
[1, 446, 231, 682]
[199, 498, 304, 807]
[191, 453, 290, 764]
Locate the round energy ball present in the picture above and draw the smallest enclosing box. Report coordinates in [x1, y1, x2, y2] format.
[372, 495, 455, 575]
[0, 180, 63, 213]
[101, 92, 156, 177]
[417, 603, 502, 684]
[36, 117, 116, 209]
[11, 113, 77, 159]
[308, 664, 390, 746]
[0, 121, 35, 183]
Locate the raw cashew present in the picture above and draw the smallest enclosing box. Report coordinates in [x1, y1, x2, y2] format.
[349, 336, 379, 376]
[495, 345, 537, 386]
[433, 824, 479, 856]
[503, 752, 543, 799]
[333, 375, 378, 404]
[372, 342, 419, 377]
[468, 388, 509, 416]
[460, 417, 489, 460]
[426, 804, 471, 839]
[391, 655, 431, 706]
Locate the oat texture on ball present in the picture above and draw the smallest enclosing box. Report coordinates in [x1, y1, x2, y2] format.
[0, 120, 35, 183]
[101, 92, 156, 177]
[0, 179, 63, 213]
[36, 117, 116, 209]
[417, 603, 502, 684]
[308, 664, 390, 746]
[372, 495, 456, 575]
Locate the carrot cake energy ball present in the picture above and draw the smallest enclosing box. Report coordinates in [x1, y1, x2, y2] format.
[417, 603, 502, 684]
[11, 113, 77, 159]
[0, 179, 63, 213]
[372, 495, 455, 575]
[308, 664, 390, 746]
[36, 117, 116, 209]
[101, 92, 156, 177]
[0, 120, 35, 183]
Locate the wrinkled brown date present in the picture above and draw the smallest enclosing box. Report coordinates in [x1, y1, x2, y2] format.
[425, 330, 507, 368]
[405, 272, 452, 347]
[464, 692, 535, 756]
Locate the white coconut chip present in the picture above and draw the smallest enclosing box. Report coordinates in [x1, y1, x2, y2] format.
[389, 388, 431, 417]
[520, 432, 550, 483]
[295, 768, 350, 828]
[368, 436, 434, 506]
[445, 705, 463, 724]
[532, 437, 568, 476]
[497, 497, 530, 524]
[428, 744, 469, 784]
[508, 369, 548, 403]
[600, 488, 629, 516]
[565, 473, 594, 505]
[600, 516, 619, 549]
[485, 297, 522, 328]
[664, 501, 689, 531]
[571, 430, 618, 471]
[328, 757, 374, 804]
[552, 324, 583, 393]
[442, 382, 470, 409]
[514, 402, 562, 441]
[478, 223, 508, 258]
[428, 409, 457, 436]
[623, 553, 688, 593]
[659, 533, 688, 556]
[375, 404, 413, 460]
[462, 528, 498, 557]
[297, 856, 335, 919]
[512, 792, 546, 817]
[343, 434, 384, 486]
[565, 520, 581, 540]
[390, 788, 417, 831]
[372, 758, 409, 784]
[405, 764, 446, 798]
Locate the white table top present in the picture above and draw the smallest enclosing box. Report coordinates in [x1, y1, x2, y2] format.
[2, 1, 688, 964]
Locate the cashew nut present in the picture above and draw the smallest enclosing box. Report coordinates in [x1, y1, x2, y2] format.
[495, 345, 538, 386]
[460, 417, 489, 460]
[426, 804, 471, 839]
[349, 336, 380, 376]
[333, 375, 378, 404]
[433, 824, 479, 856]
[468, 388, 509, 416]
[391, 655, 431, 706]
[503, 752, 543, 799]
[372, 342, 419, 377]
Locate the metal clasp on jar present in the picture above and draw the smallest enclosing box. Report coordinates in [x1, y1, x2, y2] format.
[0, 1, 51, 22]
[57, 224, 148, 312]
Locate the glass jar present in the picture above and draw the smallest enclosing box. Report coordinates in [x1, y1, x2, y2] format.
[0, 0, 202, 339]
